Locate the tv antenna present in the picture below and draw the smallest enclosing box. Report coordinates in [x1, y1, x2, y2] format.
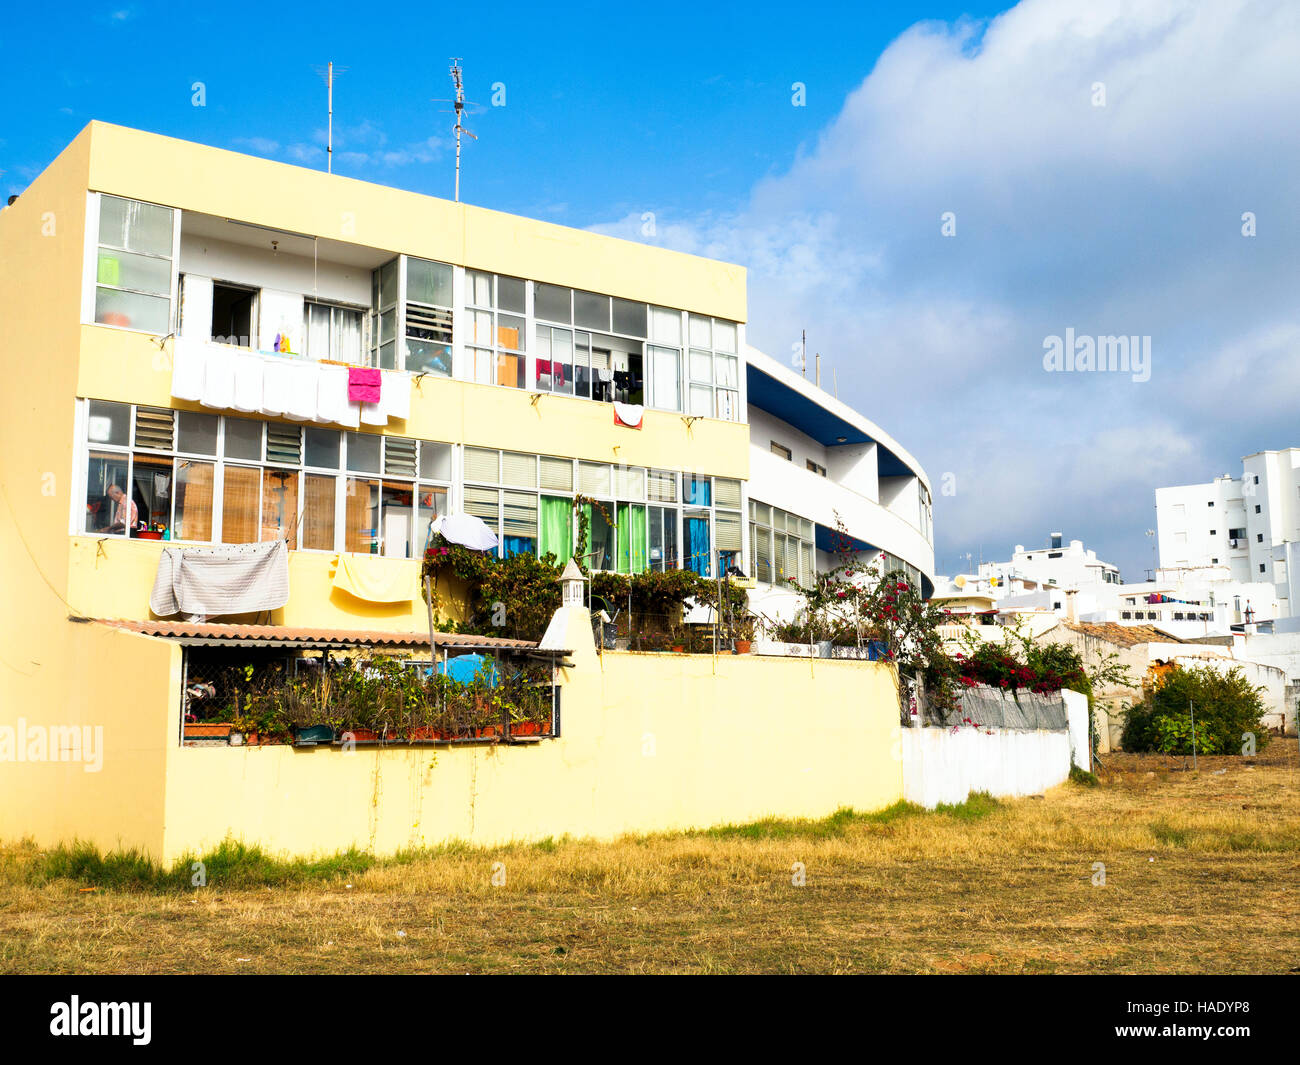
[435, 59, 481, 202]
[312, 61, 348, 174]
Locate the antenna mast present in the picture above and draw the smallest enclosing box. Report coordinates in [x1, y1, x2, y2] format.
[313, 62, 348, 174]
[449, 58, 477, 202]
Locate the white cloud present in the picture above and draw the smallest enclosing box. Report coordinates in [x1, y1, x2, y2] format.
[587, 0, 1300, 577]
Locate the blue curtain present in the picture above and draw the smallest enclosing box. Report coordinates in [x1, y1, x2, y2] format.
[685, 477, 712, 505]
[686, 517, 710, 576]
[503, 535, 535, 558]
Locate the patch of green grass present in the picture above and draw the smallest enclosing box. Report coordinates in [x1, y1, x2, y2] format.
[1069, 765, 1100, 787]
[14, 796, 1004, 894]
[1151, 822, 1190, 847]
[934, 792, 999, 821]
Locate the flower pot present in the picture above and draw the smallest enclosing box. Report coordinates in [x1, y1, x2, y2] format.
[671, 645, 686, 654]
[184, 722, 232, 741]
[292, 724, 336, 746]
[407, 726, 442, 742]
[477, 725, 501, 738]
[733, 640, 752, 655]
[511, 721, 540, 737]
[338, 728, 379, 744]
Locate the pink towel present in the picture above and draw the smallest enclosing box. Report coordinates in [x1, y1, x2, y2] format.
[348, 366, 382, 404]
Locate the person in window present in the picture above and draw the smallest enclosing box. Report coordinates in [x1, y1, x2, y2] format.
[105, 484, 139, 533]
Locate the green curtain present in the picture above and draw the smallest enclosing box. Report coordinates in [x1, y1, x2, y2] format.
[616, 503, 648, 573]
[616, 503, 631, 573]
[538, 496, 571, 562]
[629, 505, 647, 573]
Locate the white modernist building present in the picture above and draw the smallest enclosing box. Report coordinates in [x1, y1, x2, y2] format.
[742, 345, 935, 622]
[1155, 448, 1300, 621]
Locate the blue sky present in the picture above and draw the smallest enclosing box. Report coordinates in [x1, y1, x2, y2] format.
[4, 0, 1297, 581]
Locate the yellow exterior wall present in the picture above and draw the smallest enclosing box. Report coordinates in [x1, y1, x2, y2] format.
[159, 643, 903, 862]
[83, 122, 747, 322]
[76, 325, 749, 480]
[0, 131, 174, 855]
[65, 536, 456, 632]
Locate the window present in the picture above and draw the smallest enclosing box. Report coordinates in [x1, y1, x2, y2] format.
[466, 271, 525, 388]
[1255, 505, 1262, 514]
[211, 283, 256, 347]
[806, 460, 827, 477]
[686, 315, 741, 421]
[771, 442, 793, 461]
[371, 259, 398, 370]
[750, 500, 814, 585]
[404, 257, 454, 375]
[1207, 501, 1215, 508]
[1209, 529, 1216, 536]
[78, 400, 450, 556]
[1229, 527, 1246, 539]
[93, 194, 175, 335]
[1257, 533, 1264, 543]
[1260, 563, 1266, 573]
[304, 301, 364, 364]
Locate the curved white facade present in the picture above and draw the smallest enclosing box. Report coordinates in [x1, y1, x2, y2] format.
[743, 345, 935, 620]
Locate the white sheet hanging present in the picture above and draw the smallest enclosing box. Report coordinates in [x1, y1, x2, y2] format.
[170, 338, 206, 402]
[200, 346, 235, 409]
[380, 371, 411, 421]
[260, 357, 292, 416]
[282, 360, 319, 421]
[231, 352, 264, 412]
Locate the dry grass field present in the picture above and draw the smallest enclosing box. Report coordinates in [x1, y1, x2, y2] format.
[1, 743, 1297, 974]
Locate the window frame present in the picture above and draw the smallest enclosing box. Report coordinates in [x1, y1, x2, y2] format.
[83, 192, 181, 337]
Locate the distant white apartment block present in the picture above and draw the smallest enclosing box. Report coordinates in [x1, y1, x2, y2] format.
[1156, 449, 1300, 617]
[977, 533, 1121, 591]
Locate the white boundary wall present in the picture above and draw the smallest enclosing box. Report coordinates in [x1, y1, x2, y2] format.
[900, 689, 1090, 808]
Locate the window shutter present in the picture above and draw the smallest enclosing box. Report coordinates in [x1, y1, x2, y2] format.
[384, 436, 417, 478]
[405, 302, 453, 344]
[464, 447, 499, 484]
[501, 451, 537, 488]
[714, 477, 741, 509]
[579, 461, 610, 496]
[784, 536, 799, 581]
[647, 469, 678, 503]
[463, 485, 499, 523]
[503, 491, 538, 539]
[134, 407, 174, 450]
[540, 455, 574, 492]
[715, 510, 742, 552]
[266, 424, 301, 465]
[800, 543, 813, 585]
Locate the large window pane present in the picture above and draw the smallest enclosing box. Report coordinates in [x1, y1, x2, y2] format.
[261, 468, 298, 543]
[304, 427, 341, 469]
[649, 307, 682, 345]
[649, 345, 680, 411]
[97, 249, 171, 296]
[173, 460, 214, 542]
[224, 417, 263, 460]
[381, 481, 415, 558]
[131, 453, 172, 532]
[612, 298, 647, 338]
[302, 474, 336, 551]
[416, 485, 449, 552]
[419, 441, 452, 482]
[346, 432, 382, 474]
[94, 287, 170, 333]
[99, 195, 173, 256]
[177, 411, 218, 455]
[535, 283, 571, 323]
[84, 451, 131, 534]
[574, 290, 611, 331]
[345, 477, 380, 553]
[497, 276, 526, 313]
[87, 400, 131, 446]
[407, 258, 452, 307]
[221, 465, 261, 543]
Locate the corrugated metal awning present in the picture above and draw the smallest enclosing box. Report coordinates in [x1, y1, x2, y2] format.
[79, 617, 567, 654]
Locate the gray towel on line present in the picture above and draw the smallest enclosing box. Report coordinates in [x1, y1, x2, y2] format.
[150, 539, 290, 617]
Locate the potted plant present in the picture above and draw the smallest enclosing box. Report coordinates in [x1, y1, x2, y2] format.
[733, 614, 756, 655]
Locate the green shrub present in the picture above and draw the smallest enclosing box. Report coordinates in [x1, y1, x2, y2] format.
[1122, 664, 1269, 755]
